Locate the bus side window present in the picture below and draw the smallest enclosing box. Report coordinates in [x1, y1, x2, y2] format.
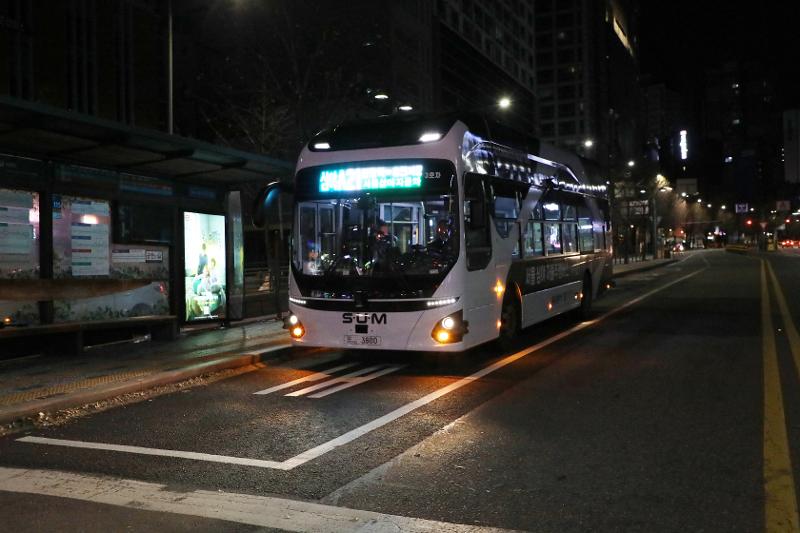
[524, 218, 544, 256]
[490, 181, 521, 239]
[464, 173, 491, 271]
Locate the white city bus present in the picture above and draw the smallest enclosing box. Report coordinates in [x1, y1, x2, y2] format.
[258, 114, 612, 352]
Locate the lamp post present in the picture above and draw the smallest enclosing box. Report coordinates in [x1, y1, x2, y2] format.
[167, 0, 173, 134]
[651, 176, 671, 259]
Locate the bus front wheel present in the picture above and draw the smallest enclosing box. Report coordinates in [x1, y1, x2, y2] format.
[577, 273, 593, 320]
[498, 297, 520, 350]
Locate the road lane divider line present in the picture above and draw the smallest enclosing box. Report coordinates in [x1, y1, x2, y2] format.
[16, 436, 291, 470]
[309, 365, 407, 398]
[16, 266, 706, 470]
[767, 261, 800, 385]
[761, 260, 800, 532]
[252, 362, 359, 395]
[285, 364, 388, 397]
[280, 266, 707, 469]
[0, 466, 516, 533]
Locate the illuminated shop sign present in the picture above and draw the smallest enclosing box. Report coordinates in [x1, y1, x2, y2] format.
[319, 165, 423, 193]
[680, 130, 688, 160]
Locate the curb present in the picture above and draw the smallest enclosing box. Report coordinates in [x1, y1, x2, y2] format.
[0, 342, 292, 426]
[612, 258, 677, 278]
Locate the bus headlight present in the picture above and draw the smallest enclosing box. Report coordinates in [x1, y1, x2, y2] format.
[431, 310, 468, 344]
[284, 315, 305, 339]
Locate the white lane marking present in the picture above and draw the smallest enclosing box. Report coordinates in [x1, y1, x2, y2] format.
[309, 365, 407, 398]
[0, 467, 517, 533]
[282, 266, 707, 469]
[253, 362, 359, 395]
[285, 364, 387, 397]
[17, 266, 706, 470]
[16, 436, 290, 470]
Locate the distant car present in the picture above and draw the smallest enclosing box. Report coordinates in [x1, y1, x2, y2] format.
[672, 242, 685, 252]
[780, 239, 797, 248]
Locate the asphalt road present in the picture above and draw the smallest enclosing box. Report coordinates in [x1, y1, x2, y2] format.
[0, 249, 798, 532]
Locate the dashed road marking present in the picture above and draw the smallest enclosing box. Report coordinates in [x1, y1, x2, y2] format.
[285, 364, 388, 397]
[252, 362, 359, 395]
[308, 365, 406, 398]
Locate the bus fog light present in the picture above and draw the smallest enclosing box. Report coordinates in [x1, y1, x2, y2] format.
[432, 310, 468, 344]
[289, 315, 299, 325]
[291, 325, 305, 339]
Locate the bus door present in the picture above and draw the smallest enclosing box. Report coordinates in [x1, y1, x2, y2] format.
[462, 173, 496, 343]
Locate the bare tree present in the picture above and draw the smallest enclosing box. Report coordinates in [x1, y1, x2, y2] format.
[178, 0, 388, 160]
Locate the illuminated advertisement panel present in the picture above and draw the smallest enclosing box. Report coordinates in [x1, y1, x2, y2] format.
[184, 212, 226, 321]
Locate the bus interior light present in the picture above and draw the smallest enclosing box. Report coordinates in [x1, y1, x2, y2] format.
[419, 132, 442, 143]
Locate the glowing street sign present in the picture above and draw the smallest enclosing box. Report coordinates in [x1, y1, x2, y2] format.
[319, 165, 423, 193]
[679, 130, 688, 160]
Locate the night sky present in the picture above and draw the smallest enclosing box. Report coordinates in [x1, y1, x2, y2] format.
[639, 2, 800, 107]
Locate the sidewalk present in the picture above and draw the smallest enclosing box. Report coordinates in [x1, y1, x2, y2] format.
[0, 319, 290, 427]
[612, 253, 685, 277]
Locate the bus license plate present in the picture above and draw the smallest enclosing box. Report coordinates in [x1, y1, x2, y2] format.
[344, 335, 381, 346]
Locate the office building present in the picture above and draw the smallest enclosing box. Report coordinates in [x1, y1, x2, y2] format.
[533, 0, 641, 173]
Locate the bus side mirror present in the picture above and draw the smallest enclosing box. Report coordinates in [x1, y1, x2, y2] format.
[254, 181, 293, 228]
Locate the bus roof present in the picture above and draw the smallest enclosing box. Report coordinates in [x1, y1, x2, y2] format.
[307, 112, 606, 189]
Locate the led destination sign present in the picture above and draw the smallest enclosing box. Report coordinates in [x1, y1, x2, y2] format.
[319, 165, 423, 193]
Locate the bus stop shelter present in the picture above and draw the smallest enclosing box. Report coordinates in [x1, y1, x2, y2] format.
[0, 96, 292, 355]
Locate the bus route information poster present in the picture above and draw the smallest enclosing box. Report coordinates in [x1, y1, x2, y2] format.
[53, 195, 111, 277]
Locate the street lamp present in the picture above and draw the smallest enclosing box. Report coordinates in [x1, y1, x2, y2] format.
[498, 97, 512, 109]
[627, 160, 636, 167]
[583, 139, 594, 148]
[649, 176, 673, 259]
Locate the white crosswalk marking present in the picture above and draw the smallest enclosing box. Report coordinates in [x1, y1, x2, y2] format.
[252, 362, 359, 395]
[309, 365, 406, 398]
[285, 364, 389, 397]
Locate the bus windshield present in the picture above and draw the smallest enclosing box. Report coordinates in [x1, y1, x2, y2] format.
[294, 193, 458, 278]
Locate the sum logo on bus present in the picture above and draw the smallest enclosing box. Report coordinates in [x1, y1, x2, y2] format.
[342, 312, 387, 324]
